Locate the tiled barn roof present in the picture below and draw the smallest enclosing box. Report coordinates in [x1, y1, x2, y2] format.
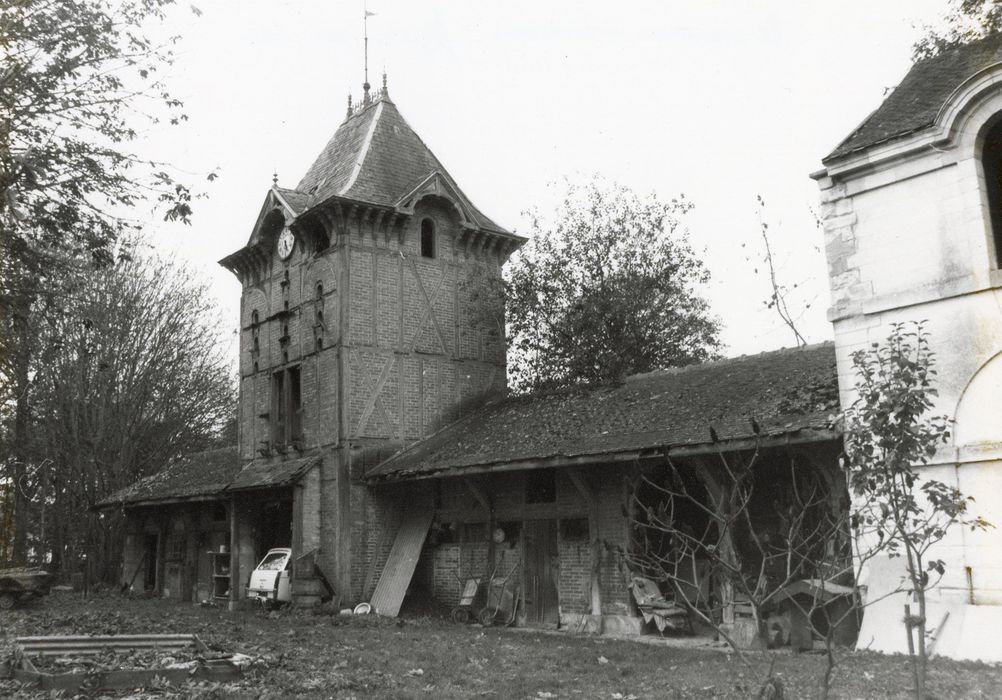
[825, 33, 1002, 161]
[95, 450, 321, 508]
[226, 454, 320, 492]
[96, 447, 241, 508]
[367, 343, 840, 482]
[294, 93, 510, 234]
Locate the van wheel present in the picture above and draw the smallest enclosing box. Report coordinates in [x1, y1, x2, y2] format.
[478, 608, 496, 627]
[451, 608, 470, 624]
[0, 593, 16, 610]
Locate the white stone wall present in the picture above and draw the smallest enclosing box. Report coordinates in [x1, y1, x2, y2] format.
[816, 67, 1002, 660]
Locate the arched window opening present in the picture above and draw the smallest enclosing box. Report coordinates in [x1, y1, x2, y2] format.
[421, 218, 435, 258]
[251, 310, 259, 326]
[316, 309, 324, 326]
[982, 118, 1002, 267]
[316, 282, 324, 301]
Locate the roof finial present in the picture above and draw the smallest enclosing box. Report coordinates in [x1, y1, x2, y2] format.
[346, 92, 353, 119]
[363, 3, 375, 106]
[382, 70, 388, 96]
[272, 170, 278, 186]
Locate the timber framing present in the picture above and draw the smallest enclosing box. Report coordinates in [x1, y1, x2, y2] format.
[365, 428, 841, 484]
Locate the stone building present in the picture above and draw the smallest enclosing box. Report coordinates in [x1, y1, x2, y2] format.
[99, 77, 845, 639]
[814, 34, 1002, 660]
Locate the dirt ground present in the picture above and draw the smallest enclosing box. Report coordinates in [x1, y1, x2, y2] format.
[1, 590, 1001, 699]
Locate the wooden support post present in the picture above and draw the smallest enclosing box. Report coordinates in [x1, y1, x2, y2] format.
[463, 476, 495, 567]
[567, 468, 602, 619]
[228, 497, 239, 612]
[696, 456, 742, 639]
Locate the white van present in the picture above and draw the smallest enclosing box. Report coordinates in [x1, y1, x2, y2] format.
[246, 548, 292, 606]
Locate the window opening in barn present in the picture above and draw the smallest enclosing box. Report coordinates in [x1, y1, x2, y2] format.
[982, 118, 1002, 267]
[421, 218, 435, 258]
[288, 366, 302, 441]
[525, 470, 556, 504]
[316, 282, 324, 302]
[559, 517, 590, 542]
[430, 519, 457, 545]
[460, 522, 487, 544]
[498, 520, 522, 546]
[271, 366, 302, 446]
[272, 370, 285, 444]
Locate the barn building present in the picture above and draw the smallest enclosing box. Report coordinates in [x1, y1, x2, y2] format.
[99, 77, 846, 641]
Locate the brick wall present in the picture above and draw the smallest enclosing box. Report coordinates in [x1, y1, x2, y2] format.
[234, 194, 512, 600]
[414, 465, 634, 619]
[299, 466, 321, 555]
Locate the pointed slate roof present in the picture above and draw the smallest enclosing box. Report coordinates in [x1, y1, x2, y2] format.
[825, 33, 1002, 162]
[367, 343, 840, 482]
[295, 92, 510, 234]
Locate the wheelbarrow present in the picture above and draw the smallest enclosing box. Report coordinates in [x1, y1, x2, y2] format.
[478, 560, 520, 627]
[450, 574, 482, 624]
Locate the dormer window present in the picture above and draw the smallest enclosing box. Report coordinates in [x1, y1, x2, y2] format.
[421, 218, 435, 258]
[982, 118, 1002, 268]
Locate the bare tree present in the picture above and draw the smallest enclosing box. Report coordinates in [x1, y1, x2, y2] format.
[13, 240, 234, 581]
[0, 0, 210, 563]
[747, 195, 818, 348]
[620, 441, 863, 700]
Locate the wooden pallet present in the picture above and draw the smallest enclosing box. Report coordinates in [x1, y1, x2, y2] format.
[9, 634, 242, 692]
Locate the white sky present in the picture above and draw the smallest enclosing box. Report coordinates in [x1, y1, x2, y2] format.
[139, 0, 949, 361]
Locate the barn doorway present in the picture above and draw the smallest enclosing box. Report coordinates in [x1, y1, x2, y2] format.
[523, 519, 559, 627]
[142, 534, 158, 591]
[257, 499, 293, 556]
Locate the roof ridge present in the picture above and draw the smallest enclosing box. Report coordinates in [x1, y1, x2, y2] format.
[337, 101, 384, 197]
[625, 341, 835, 382]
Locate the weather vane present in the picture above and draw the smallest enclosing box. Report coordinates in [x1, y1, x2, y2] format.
[364, 2, 377, 103]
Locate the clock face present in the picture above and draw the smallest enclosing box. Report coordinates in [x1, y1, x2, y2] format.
[277, 227, 295, 259]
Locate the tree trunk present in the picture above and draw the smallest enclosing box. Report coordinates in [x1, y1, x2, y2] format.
[10, 291, 33, 564]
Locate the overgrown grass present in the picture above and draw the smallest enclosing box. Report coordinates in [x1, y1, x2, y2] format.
[1, 591, 1000, 698]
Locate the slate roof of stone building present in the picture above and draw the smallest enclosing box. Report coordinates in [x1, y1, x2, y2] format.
[367, 342, 840, 482]
[825, 33, 1002, 161]
[96, 447, 241, 508]
[294, 92, 511, 234]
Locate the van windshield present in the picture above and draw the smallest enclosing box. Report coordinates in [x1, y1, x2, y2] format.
[257, 552, 289, 571]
